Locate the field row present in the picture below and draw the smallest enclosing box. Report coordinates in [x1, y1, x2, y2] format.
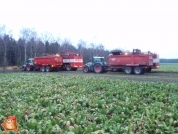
[0, 73, 178, 133]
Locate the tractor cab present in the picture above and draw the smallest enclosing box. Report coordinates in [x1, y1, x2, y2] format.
[26, 58, 34, 65]
[133, 49, 141, 54]
[22, 58, 34, 71]
[83, 56, 108, 73]
[92, 57, 105, 63]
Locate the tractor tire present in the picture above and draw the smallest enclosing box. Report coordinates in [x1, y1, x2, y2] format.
[66, 64, 72, 71]
[46, 66, 51, 72]
[123, 66, 132, 74]
[26, 65, 33, 71]
[94, 63, 103, 73]
[133, 66, 143, 75]
[83, 65, 89, 73]
[23, 66, 26, 71]
[40, 66, 46, 72]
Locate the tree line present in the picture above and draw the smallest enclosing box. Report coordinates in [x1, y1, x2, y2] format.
[0, 25, 177, 68]
[0, 25, 110, 67]
[160, 59, 178, 63]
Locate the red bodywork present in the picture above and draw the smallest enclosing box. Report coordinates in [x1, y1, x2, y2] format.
[108, 52, 153, 70]
[152, 53, 160, 69]
[61, 52, 83, 69]
[34, 54, 63, 70]
[33, 52, 83, 71]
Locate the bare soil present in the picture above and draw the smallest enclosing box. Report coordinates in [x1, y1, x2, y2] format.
[0, 68, 178, 83]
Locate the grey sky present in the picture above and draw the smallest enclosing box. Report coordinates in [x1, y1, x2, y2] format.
[0, 0, 178, 58]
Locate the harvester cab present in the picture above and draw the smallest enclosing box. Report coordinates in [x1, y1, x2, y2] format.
[83, 56, 108, 73]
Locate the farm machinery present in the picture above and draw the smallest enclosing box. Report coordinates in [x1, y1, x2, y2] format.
[22, 52, 83, 72]
[82, 57, 108, 73]
[82, 49, 160, 75]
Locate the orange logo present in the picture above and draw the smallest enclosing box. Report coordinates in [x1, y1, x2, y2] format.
[1, 116, 18, 133]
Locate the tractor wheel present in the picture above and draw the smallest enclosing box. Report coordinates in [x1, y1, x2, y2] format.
[23, 66, 26, 71]
[123, 66, 132, 74]
[83, 65, 89, 73]
[40, 66, 46, 72]
[66, 64, 72, 71]
[133, 66, 143, 75]
[46, 66, 51, 72]
[26, 65, 31, 71]
[94, 63, 103, 73]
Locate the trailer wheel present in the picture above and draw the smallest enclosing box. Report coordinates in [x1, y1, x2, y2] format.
[94, 63, 103, 73]
[123, 66, 132, 74]
[72, 68, 77, 71]
[66, 64, 72, 71]
[46, 66, 51, 72]
[83, 65, 89, 73]
[133, 66, 143, 75]
[40, 66, 46, 72]
[146, 68, 151, 73]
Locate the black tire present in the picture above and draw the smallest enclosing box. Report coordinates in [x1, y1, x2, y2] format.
[94, 63, 103, 73]
[46, 66, 51, 72]
[66, 64, 72, 71]
[133, 66, 143, 75]
[26, 65, 31, 71]
[146, 68, 152, 73]
[123, 66, 132, 74]
[83, 65, 89, 73]
[72, 68, 77, 71]
[23, 66, 26, 71]
[40, 66, 46, 72]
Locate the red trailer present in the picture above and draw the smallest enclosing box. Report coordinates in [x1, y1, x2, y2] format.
[22, 52, 83, 72]
[108, 49, 153, 74]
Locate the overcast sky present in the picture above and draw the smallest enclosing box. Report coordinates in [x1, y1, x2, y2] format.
[0, 0, 178, 58]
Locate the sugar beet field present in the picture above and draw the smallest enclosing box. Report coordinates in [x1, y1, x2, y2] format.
[0, 64, 178, 133]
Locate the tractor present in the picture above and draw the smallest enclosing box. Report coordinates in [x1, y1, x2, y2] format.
[82, 57, 108, 73]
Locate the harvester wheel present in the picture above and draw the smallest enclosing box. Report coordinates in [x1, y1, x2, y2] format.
[66, 64, 72, 71]
[83, 65, 89, 73]
[94, 63, 103, 73]
[133, 66, 143, 75]
[46, 66, 51, 72]
[40, 66, 46, 72]
[123, 66, 132, 74]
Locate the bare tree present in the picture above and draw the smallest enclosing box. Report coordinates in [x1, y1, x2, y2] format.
[77, 39, 86, 56]
[20, 27, 37, 63]
[0, 25, 12, 68]
[40, 31, 55, 54]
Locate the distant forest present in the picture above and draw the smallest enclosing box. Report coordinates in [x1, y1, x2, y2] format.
[160, 59, 178, 63]
[0, 25, 177, 67]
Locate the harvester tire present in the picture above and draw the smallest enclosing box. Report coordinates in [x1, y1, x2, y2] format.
[133, 66, 143, 75]
[123, 66, 132, 74]
[66, 64, 72, 71]
[40, 66, 46, 72]
[94, 63, 103, 73]
[83, 65, 89, 73]
[46, 66, 51, 72]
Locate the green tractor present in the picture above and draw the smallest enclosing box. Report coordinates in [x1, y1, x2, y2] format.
[82, 57, 108, 73]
